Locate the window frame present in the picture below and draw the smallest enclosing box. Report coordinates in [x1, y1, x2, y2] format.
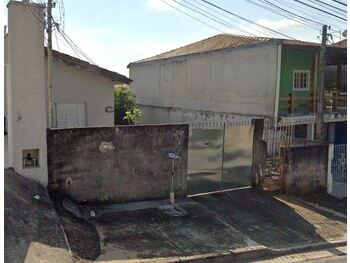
[292, 70, 310, 91]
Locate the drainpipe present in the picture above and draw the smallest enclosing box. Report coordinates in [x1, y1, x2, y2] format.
[273, 44, 282, 127]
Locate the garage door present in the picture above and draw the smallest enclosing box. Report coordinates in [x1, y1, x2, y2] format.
[55, 103, 87, 128]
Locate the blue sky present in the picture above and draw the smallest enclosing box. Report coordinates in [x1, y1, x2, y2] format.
[5, 0, 347, 76]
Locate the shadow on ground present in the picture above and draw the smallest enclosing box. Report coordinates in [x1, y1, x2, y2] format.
[5, 169, 346, 263]
[88, 189, 346, 262]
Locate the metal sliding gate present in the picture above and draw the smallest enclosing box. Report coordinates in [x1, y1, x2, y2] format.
[187, 121, 254, 195]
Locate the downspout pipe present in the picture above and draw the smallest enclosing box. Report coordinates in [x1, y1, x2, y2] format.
[273, 44, 282, 128]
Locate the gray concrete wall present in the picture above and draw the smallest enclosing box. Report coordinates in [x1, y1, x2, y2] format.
[47, 124, 189, 204]
[7, 1, 48, 185]
[46, 58, 116, 127]
[130, 44, 279, 121]
[284, 144, 328, 194]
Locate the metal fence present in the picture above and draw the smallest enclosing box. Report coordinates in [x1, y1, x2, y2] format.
[332, 144, 347, 184]
[263, 117, 317, 158]
[328, 143, 347, 198]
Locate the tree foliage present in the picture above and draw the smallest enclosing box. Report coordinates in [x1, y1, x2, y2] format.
[114, 86, 142, 125]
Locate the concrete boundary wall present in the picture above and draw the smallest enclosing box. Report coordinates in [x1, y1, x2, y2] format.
[282, 143, 328, 194]
[47, 124, 189, 204]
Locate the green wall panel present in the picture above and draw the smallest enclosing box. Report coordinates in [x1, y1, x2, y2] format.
[279, 48, 318, 115]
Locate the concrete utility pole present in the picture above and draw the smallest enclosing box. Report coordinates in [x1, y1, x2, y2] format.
[316, 25, 328, 141]
[47, 0, 54, 128]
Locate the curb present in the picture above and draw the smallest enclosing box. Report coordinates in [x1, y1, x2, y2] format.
[149, 240, 347, 263]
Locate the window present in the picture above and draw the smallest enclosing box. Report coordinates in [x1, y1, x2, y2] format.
[55, 103, 87, 128]
[293, 70, 310, 91]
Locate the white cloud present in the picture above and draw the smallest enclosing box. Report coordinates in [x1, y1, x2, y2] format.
[146, 0, 179, 12]
[234, 18, 303, 38]
[256, 18, 301, 30]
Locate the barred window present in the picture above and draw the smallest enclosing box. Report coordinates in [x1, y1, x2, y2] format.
[293, 70, 310, 90]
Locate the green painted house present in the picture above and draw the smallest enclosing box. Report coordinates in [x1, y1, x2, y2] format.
[277, 40, 346, 117]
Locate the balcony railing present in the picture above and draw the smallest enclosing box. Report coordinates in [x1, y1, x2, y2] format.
[279, 92, 347, 115]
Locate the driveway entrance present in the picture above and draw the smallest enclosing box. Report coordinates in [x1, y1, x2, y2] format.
[187, 122, 254, 195]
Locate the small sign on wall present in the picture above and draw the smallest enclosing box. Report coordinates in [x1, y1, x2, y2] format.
[105, 106, 114, 113]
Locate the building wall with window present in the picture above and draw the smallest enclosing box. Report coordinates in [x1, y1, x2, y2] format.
[279, 48, 316, 116]
[47, 59, 116, 128]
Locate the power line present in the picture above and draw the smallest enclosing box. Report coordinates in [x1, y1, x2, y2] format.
[245, 0, 321, 30]
[292, 0, 347, 21]
[190, 0, 272, 37]
[199, 0, 297, 39]
[259, 0, 324, 26]
[172, 0, 262, 37]
[308, 0, 346, 15]
[331, 0, 347, 6]
[160, 0, 225, 33]
[275, 0, 344, 30]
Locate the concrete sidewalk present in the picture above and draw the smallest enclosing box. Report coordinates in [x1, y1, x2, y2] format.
[59, 189, 346, 262]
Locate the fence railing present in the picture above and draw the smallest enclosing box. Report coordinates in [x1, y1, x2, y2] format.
[189, 119, 252, 129]
[263, 118, 318, 158]
[279, 92, 347, 115]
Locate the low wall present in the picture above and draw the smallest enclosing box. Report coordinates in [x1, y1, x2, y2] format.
[47, 124, 189, 204]
[282, 143, 328, 194]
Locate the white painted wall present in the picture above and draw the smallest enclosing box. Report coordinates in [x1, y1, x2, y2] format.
[7, 1, 48, 185]
[46, 59, 115, 127]
[139, 104, 255, 125]
[130, 44, 279, 123]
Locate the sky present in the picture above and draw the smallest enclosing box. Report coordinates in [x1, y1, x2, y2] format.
[4, 0, 348, 76]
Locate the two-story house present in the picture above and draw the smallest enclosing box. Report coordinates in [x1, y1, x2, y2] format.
[128, 34, 346, 143]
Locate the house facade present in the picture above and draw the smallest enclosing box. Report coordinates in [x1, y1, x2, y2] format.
[129, 34, 346, 142]
[4, 0, 131, 185]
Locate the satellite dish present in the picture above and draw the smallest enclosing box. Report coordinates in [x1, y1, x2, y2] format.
[342, 30, 347, 38]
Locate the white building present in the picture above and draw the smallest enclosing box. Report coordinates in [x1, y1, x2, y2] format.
[128, 34, 280, 124]
[4, 0, 131, 185]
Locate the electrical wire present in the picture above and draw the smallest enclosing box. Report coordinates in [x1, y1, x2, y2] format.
[245, 0, 321, 30]
[292, 0, 347, 21]
[190, 0, 272, 37]
[258, 0, 324, 26]
[275, 0, 344, 30]
[199, 0, 297, 39]
[331, 0, 347, 6]
[308, 0, 346, 15]
[172, 0, 263, 37]
[160, 0, 225, 33]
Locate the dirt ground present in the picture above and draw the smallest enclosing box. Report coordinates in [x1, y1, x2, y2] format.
[4, 169, 75, 263]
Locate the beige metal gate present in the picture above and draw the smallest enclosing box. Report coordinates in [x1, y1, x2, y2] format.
[187, 121, 254, 195]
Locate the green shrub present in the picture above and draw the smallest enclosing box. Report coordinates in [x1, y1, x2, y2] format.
[114, 86, 142, 125]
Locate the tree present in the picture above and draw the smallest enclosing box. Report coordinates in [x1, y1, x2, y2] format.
[114, 86, 142, 125]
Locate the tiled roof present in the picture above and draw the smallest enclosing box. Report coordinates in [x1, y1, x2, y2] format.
[129, 34, 344, 66]
[332, 39, 347, 48]
[49, 49, 132, 84]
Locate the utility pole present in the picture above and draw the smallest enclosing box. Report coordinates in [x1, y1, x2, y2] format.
[316, 25, 327, 141]
[47, 0, 54, 128]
